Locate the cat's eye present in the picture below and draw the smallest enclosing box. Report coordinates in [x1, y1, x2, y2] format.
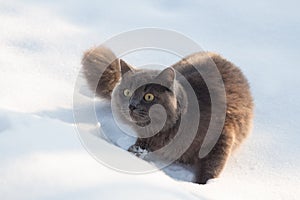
[123, 89, 131, 97]
[144, 93, 155, 102]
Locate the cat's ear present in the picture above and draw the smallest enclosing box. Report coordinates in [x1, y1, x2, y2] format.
[155, 67, 175, 88]
[120, 59, 134, 76]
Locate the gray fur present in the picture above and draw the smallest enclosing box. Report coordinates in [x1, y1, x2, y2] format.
[82, 46, 254, 184]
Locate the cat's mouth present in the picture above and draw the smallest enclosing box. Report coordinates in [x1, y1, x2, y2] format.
[135, 120, 151, 127]
[129, 110, 151, 127]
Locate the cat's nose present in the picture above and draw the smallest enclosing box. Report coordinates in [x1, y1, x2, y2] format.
[129, 100, 140, 111]
[129, 104, 136, 111]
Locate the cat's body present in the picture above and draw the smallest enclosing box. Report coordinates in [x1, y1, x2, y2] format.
[82, 46, 253, 184]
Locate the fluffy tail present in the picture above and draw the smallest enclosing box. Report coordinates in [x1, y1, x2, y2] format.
[82, 46, 121, 100]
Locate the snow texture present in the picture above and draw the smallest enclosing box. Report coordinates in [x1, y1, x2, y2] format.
[0, 0, 300, 199]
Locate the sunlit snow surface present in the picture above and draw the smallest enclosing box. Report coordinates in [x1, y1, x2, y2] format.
[1, 0, 300, 199]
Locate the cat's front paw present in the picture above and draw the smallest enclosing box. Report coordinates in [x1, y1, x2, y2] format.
[128, 145, 148, 159]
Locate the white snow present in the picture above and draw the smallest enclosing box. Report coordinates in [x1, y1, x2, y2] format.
[1, 0, 300, 199]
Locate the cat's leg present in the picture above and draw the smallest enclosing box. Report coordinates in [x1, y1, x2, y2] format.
[194, 130, 234, 184]
[128, 138, 149, 158]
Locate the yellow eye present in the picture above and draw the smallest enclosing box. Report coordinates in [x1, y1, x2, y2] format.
[144, 93, 155, 102]
[123, 89, 131, 97]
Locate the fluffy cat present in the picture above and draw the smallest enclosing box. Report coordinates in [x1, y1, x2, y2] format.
[82, 46, 253, 184]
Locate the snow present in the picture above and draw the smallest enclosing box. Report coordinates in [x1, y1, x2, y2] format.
[1, 0, 300, 199]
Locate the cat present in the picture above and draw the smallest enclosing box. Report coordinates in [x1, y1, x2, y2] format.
[82, 46, 254, 184]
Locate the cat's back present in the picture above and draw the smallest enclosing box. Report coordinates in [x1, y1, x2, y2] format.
[172, 52, 253, 146]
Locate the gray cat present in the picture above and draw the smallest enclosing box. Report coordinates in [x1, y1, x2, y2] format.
[82, 46, 253, 184]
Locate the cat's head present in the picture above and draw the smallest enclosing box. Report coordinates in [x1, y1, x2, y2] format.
[112, 60, 181, 133]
